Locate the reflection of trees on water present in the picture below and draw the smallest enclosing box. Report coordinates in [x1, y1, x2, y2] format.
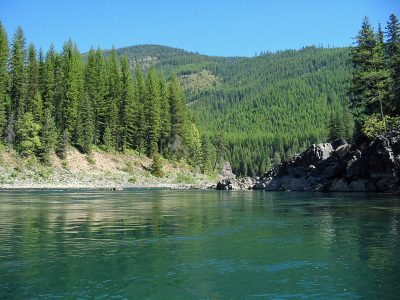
[0, 191, 399, 298]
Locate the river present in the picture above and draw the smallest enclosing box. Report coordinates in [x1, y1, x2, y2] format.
[0, 189, 399, 299]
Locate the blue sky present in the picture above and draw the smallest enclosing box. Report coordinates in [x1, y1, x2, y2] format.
[1, 0, 399, 56]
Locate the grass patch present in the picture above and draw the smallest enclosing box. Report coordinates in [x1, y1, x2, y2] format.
[86, 155, 95, 165]
[38, 167, 53, 180]
[176, 173, 197, 184]
[123, 161, 135, 174]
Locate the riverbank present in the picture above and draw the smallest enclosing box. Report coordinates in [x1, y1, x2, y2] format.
[0, 147, 216, 190]
[217, 131, 400, 193]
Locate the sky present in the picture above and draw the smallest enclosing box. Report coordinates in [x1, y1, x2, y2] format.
[0, 0, 399, 57]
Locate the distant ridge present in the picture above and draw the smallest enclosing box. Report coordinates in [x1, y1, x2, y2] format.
[106, 44, 350, 176]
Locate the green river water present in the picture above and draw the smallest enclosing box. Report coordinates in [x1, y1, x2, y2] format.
[0, 189, 399, 299]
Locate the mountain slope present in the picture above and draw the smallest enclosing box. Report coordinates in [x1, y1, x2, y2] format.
[107, 45, 352, 175]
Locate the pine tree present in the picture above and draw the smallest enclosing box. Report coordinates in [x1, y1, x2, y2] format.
[38, 109, 57, 163]
[342, 109, 353, 141]
[26, 44, 40, 114]
[213, 132, 226, 171]
[76, 95, 94, 153]
[184, 122, 201, 167]
[200, 135, 211, 174]
[56, 129, 69, 159]
[123, 62, 137, 151]
[150, 153, 164, 177]
[42, 45, 56, 112]
[4, 113, 16, 145]
[61, 39, 84, 138]
[328, 112, 344, 141]
[145, 67, 161, 155]
[385, 14, 400, 115]
[373, 24, 390, 117]
[106, 47, 121, 148]
[16, 112, 41, 156]
[133, 66, 146, 155]
[84, 48, 107, 144]
[0, 22, 8, 138]
[169, 74, 186, 143]
[32, 91, 43, 122]
[119, 56, 135, 151]
[103, 124, 113, 151]
[38, 47, 45, 96]
[158, 74, 171, 155]
[9, 27, 26, 120]
[349, 17, 390, 118]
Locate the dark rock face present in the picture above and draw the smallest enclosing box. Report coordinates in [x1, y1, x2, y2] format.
[254, 131, 400, 192]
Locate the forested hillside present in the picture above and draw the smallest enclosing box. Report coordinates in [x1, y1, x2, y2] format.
[108, 45, 352, 176]
[0, 25, 216, 177]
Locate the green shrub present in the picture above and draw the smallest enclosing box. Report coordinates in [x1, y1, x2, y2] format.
[61, 160, 69, 169]
[124, 161, 134, 174]
[176, 173, 196, 184]
[362, 116, 400, 139]
[150, 154, 164, 177]
[38, 167, 53, 179]
[86, 155, 95, 165]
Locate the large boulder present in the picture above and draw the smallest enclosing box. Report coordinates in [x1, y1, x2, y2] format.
[221, 161, 236, 180]
[216, 177, 256, 190]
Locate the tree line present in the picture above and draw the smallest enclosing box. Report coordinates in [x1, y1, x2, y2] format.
[0, 24, 220, 175]
[329, 13, 400, 141]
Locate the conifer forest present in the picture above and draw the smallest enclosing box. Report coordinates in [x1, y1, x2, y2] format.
[0, 13, 399, 176]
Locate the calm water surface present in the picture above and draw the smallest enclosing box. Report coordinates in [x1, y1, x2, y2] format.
[0, 190, 399, 299]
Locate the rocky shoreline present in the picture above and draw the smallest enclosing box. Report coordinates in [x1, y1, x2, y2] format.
[0, 182, 212, 190]
[217, 131, 400, 193]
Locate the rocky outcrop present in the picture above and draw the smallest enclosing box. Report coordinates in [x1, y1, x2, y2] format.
[216, 161, 257, 190]
[216, 177, 256, 190]
[253, 131, 400, 192]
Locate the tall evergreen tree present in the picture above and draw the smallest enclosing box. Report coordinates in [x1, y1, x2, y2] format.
[169, 74, 186, 153]
[38, 109, 57, 163]
[61, 39, 84, 138]
[106, 47, 121, 148]
[0, 22, 8, 136]
[119, 56, 135, 151]
[349, 17, 390, 118]
[103, 124, 113, 151]
[76, 95, 94, 153]
[213, 132, 226, 171]
[373, 24, 391, 117]
[38, 47, 45, 95]
[16, 112, 41, 156]
[145, 67, 161, 155]
[9, 27, 26, 120]
[200, 135, 211, 174]
[328, 112, 344, 141]
[26, 44, 40, 115]
[32, 91, 43, 122]
[158, 74, 171, 154]
[42, 45, 56, 112]
[56, 129, 69, 159]
[133, 66, 146, 155]
[84, 48, 107, 144]
[4, 113, 16, 145]
[385, 14, 400, 114]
